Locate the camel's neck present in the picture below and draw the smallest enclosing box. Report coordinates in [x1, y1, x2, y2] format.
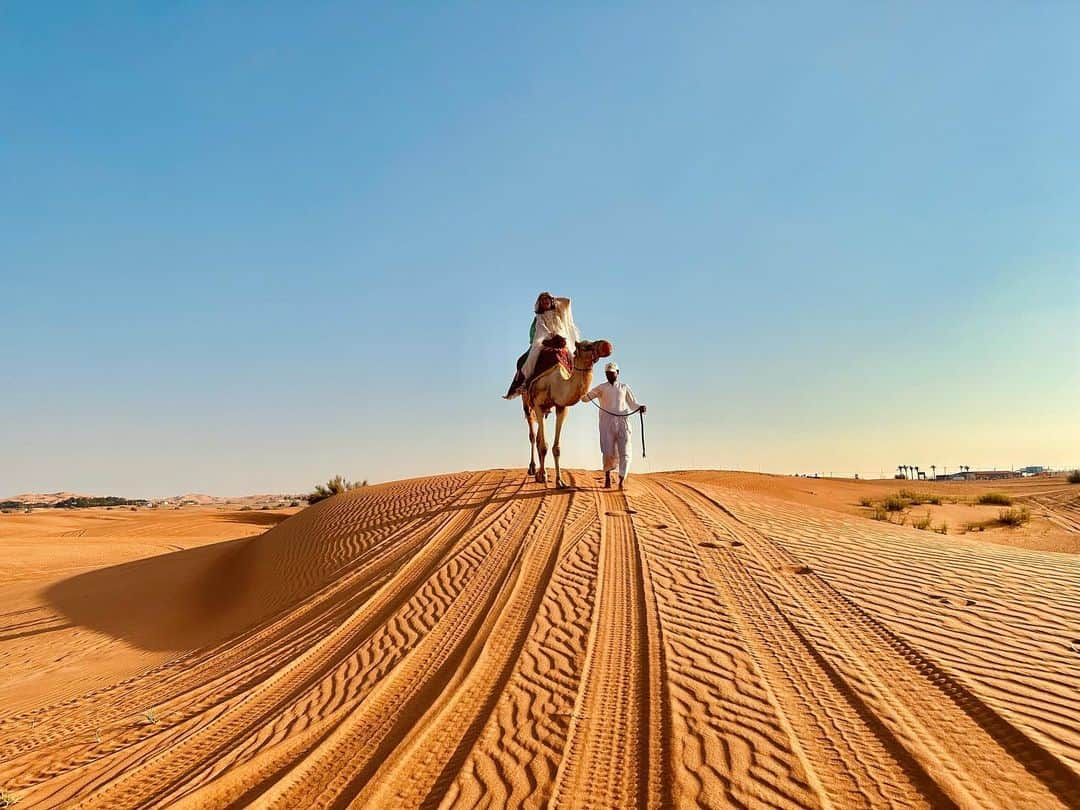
[562, 365, 593, 404]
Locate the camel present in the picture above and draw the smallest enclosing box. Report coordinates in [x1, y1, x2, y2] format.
[522, 339, 613, 488]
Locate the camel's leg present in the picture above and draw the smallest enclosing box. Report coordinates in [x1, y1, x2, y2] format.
[553, 405, 569, 489]
[534, 408, 548, 484]
[523, 400, 537, 477]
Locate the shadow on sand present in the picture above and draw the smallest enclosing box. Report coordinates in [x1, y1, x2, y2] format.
[43, 535, 264, 652]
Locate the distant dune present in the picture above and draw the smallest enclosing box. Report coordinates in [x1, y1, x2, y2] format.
[0, 470, 1077, 808]
[2, 491, 297, 509]
[3, 491, 92, 506]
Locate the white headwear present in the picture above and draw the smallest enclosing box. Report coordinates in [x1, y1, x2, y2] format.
[605, 362, 619, 373]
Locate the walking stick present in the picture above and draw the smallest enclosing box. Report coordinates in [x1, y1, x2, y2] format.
[639, 408, 646, 459]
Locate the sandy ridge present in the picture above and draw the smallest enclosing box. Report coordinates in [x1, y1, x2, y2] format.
[1, 469, 1077, 809]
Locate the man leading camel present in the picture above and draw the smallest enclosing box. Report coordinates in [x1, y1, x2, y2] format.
[581, 362, 646, 489]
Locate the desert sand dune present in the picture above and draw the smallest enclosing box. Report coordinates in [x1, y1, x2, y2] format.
[0, 470, 1077, 808]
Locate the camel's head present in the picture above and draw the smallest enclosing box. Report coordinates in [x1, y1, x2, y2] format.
[575, 339, 613, 364]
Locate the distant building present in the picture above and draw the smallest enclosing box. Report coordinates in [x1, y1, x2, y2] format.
[1018, 465, 1046, 476]
[969, 470, 1016, 481]
[935, 470, 1017, 481]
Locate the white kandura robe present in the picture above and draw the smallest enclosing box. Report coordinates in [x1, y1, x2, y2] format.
[582, 381, 642, 479]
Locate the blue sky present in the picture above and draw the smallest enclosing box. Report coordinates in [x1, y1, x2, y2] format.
[3, 3, 1078, 495]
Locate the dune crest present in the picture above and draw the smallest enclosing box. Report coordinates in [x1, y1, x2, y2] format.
[0, 469, 1077, 808]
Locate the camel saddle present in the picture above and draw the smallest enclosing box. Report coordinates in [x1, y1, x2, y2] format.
[511, 335, 574, 394]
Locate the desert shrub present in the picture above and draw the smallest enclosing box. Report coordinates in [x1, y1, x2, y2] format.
[1068, 470, 1080, 484]
[977, 492, 1012, 506]
[998, 507, 1031, 527]
[913, 512, 933, 531]
[859, 496, 874, 507]
[882, 495, 906, 512]
[936, 521, 948, 535]
[0, 788, 22, 807]
[871, 506, 889, 521]
[899, 489, 942, 506]
[289, 500, 300, 507]
[308, 475, 367, 505]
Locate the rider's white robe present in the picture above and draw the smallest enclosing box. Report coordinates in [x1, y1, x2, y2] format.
[581, 381, 642, 479]
[521, 298, 580, 380]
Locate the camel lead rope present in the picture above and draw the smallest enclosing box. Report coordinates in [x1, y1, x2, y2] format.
[589, 400, 646, 459]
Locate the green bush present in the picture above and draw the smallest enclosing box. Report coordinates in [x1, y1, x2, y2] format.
[913, 512, 933, 531]
[882, 495, 906, 512]
[977, 492, 1012, 506]
[308, 475, 367, 505]
[1067, 470, 1080, 484]
[997, 507, 1031, 527]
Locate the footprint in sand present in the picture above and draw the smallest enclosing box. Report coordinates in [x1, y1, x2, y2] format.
[656, 523, 669, 529]
[778, 563, 812, 575]
[698, 539, 743, 550]
[929, 594, 976, 608]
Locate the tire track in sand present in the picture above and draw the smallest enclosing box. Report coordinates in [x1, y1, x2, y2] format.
[438, 474, 602, 809]
[630, 481, 823, 808]
[548, 487, 665, 810]
[673, 479, 1080, 810]
[232, 477, 547, 808]
[647, 478, 943, 810]
[350, 472, 579, 807]
[30, 472, 512, 809]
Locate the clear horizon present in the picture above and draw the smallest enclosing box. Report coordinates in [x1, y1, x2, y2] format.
[4, 4, 1078, 497]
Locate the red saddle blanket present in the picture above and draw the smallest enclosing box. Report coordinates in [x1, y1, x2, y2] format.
[518, 335, 573, 384]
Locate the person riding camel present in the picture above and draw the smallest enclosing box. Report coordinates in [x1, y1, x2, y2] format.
[504, 291, 580, 399]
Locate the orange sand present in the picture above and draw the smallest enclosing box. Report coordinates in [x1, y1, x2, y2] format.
[0, 471, 1077, 808]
